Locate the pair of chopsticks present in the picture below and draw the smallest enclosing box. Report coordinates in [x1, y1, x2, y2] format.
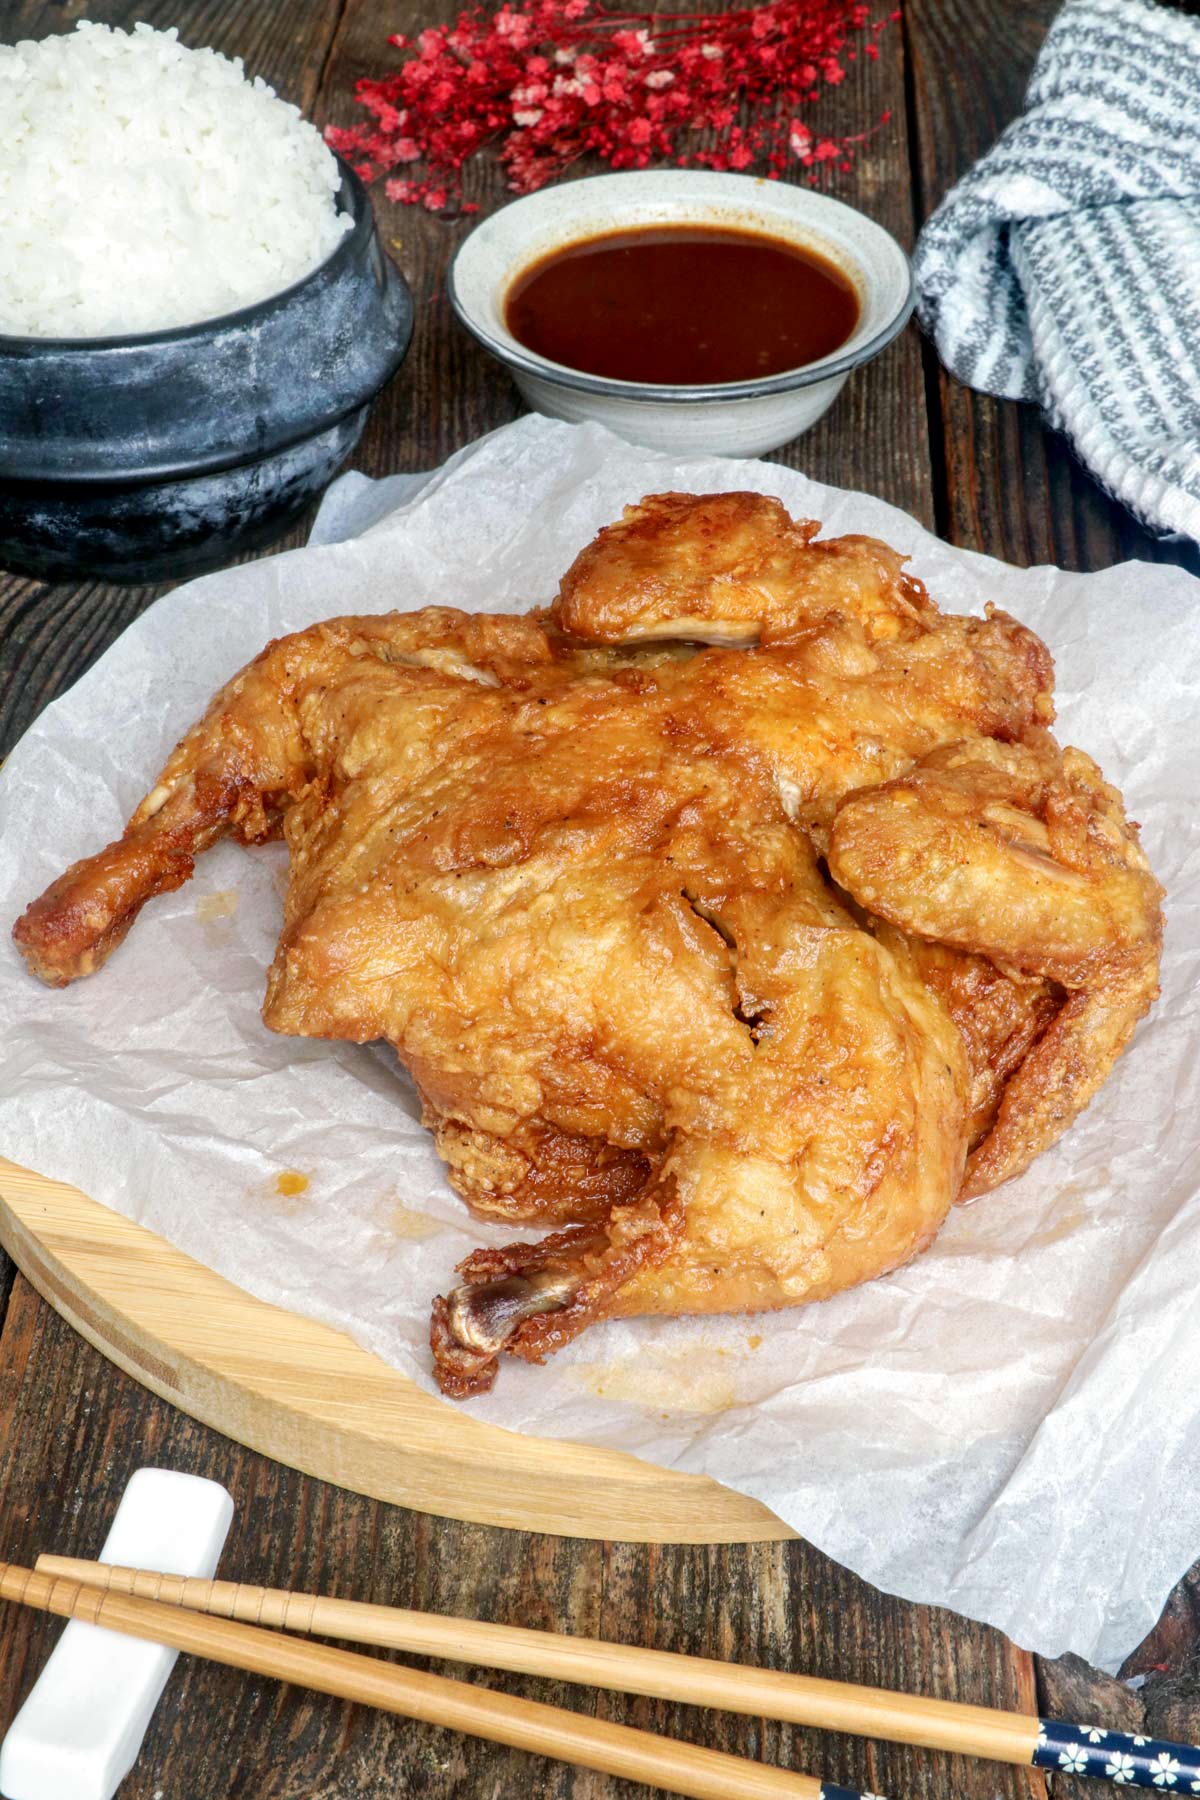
[2, 1553, 1193, 1799]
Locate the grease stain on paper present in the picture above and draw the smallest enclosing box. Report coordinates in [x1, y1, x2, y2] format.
[1027, 1205, 1088, 1249]
[1024, 1165, 1111, 1249]
[954, 1164, 1111, 1258]
[389, 1199, 441, 1240]
[251, 1168, 314, 1214]
[195, 888, 239, 923]
[195, 888, 239, 945]
[573, 1342, 739, 1414]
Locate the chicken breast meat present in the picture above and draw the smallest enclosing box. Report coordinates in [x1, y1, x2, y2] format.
[13, 493, 1163, 1396]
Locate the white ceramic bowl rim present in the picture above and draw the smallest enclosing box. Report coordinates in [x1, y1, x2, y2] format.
[450, 170, 915, 405]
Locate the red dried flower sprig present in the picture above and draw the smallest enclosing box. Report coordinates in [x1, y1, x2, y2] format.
[326, 0, 898, 214]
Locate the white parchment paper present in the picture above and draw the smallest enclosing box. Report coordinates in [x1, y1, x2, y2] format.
[2, 416, 1198, 1669]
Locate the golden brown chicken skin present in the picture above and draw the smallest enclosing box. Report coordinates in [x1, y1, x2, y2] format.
[12, 492, 1163, 1395]
[828, 736, 1163, 1196]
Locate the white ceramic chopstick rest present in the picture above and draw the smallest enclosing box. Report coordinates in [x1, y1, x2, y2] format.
[0, 1467, 234, 1800]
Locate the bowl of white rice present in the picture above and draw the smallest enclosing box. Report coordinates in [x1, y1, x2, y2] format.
[0, 22, 413, 583]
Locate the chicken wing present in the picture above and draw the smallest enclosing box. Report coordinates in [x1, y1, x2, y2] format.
[827, 737, 1163, 1194]
[12, 492, 1162, 1395]
[555, 490, 937, 645]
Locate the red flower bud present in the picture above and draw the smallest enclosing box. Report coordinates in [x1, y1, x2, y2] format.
[330, 0, 894, 214]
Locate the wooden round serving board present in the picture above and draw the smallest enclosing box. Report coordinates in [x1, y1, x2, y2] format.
[0, 1160, 792, 1544]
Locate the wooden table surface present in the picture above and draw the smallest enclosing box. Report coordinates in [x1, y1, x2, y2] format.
[2, 1, 1198, 1795]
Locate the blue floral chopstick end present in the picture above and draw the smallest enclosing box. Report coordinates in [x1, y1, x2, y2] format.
[1034, 1720, 1200, 1789]
[817, 1786, 887, 1800]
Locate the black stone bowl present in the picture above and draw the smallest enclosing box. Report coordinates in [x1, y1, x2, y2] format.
[0, 159, 413, 585]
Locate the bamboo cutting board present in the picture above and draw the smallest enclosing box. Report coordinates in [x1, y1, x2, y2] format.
[0, 1159, 792, 1544]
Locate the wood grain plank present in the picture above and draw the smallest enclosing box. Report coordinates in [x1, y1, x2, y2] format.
[0, 0, 342, 760]
[0, 1274, 607, 1800]
[591, 1540, 1044, 1800]
[0, 0, 931, 757]
[198, 20, 1056, 1800]
[5, 0, 343, 111]
[0, 1163, 794, 1543]
[1038, 1577, 1200, 1800]
[0, 1, 1165, 1795]
[316, 0, 934, 523]
[904, 0, 1200, 574]
[0, 1260, 1046, 1800]
[903, 0, 1200, 1740]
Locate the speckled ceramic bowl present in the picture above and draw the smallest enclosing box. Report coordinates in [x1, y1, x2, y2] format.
[0, 160, 413, 584]
[450, 170, 914, 458]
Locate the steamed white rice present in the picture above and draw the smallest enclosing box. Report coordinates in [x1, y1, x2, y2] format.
[0, 21, 353, 338]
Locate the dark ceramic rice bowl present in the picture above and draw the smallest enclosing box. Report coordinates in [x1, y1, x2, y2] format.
[0, 159, 413, 584]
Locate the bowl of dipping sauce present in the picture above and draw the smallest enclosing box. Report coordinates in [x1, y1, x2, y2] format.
[449, 169, 914, 457]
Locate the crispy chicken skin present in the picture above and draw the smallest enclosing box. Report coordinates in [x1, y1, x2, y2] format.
[555, 490, 936, 647]
[13, 492, 1163, 1394]
[828, 737, 1163, 1197]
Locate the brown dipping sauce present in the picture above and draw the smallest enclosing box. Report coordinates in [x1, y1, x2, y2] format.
[505, 224, 860, 387]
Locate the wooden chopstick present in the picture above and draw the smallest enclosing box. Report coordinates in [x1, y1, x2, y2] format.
[35, 1554, 1200, 1794]
[37, 1552, 1035, 1762]
[2, 1558, 866, 1800]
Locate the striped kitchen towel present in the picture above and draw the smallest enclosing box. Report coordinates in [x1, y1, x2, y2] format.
[913, 0, 1200, 541]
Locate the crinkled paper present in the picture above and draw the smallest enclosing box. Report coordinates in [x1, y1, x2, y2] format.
[2, 417, 1198, 1669]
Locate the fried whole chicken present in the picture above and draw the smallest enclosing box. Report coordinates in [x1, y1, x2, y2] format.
[13, 493, 1163, 1396]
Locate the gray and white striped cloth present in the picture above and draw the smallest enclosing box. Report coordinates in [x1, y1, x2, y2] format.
[913, 0, 1200, 540]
